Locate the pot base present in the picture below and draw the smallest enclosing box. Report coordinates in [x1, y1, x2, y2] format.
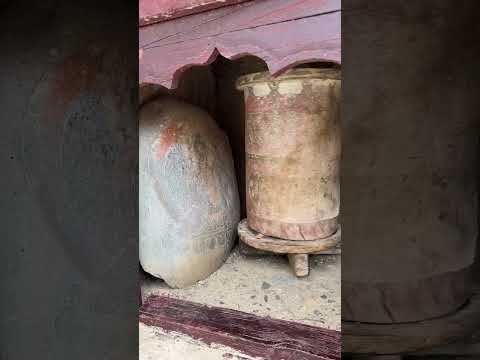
[238, 219, 341, 277]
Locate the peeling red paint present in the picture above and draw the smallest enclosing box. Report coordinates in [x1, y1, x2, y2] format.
[155, 123, 182, 159]
[140, 295, 341, 359]
[139, 0, 341, 88]
[139, 0, 250, 26]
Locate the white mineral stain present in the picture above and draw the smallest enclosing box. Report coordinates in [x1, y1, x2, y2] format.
[278, 80, 303, 95]
[311, 78, 339, 92]
[252, 83, 271, 97]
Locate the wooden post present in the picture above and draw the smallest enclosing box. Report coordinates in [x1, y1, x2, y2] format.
[288, 254, 309, 277]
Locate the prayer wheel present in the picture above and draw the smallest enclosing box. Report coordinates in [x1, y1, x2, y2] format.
[236, 68, 341, 241]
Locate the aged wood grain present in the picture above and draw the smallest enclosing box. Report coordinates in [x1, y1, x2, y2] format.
[140, 295, 341, 360]
[140, 0, 340, 47]
[139, 0, 340, 87]
[342, 288, 480, 355]
[288, 253, 309, 277]
[139, 0, 251, 26]
[239, 239, 341, 256]
[238, 68, 341, 241]
[238, 219, 341, 254]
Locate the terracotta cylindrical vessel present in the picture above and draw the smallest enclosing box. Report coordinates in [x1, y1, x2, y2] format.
[236, 68, 341, 240]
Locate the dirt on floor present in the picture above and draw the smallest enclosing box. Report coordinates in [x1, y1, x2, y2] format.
[141, 245, 341, 329]
[140, 246, 340, 359]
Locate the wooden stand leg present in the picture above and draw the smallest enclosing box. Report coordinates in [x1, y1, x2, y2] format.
[288, 253, 309, 277]
[238, 220, 341, 278]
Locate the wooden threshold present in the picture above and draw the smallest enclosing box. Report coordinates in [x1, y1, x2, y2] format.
[140, 295, 341, 360]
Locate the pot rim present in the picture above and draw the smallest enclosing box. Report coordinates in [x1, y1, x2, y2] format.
[236, 67, 341, 90]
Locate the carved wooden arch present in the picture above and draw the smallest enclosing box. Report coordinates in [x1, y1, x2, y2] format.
[139, 0, 341, 89]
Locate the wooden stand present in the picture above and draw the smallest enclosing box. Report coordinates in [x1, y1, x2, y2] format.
[238, 219, 341, 277]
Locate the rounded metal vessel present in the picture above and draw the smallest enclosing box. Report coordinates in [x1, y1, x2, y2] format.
[237, 68, 341, 240]
[139, 96, 240, 288]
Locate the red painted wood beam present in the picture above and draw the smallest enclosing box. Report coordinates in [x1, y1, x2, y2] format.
[139, 0, 251, 26]
[140, 295, 341, 360]
[139, 0, 341, 87]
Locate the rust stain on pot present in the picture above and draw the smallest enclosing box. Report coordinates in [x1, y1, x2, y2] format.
[155, 122, 183, 159]
[237, 68, 341, 241]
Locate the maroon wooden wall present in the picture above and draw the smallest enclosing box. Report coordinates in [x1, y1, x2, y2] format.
[139, 0, 250, 26]
[139, 0, 341, 88]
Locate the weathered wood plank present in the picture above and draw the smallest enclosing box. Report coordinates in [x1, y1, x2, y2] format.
[238, 219, 341, 254]
[288, 253, 309, 277]
[140, 0, 340, 47]
[239, 240, 341, 256]
[139, 0, 340, 87]
[140, 295, 341, 360]
[139, 0, 251, 26]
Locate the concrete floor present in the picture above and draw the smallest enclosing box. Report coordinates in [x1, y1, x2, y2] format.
[140, 246, 340, 359]
[140, 324, 261, 360]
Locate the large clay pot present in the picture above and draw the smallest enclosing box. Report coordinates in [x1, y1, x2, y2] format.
[139, 96, 240, 288]
[236, 68, 341, 240]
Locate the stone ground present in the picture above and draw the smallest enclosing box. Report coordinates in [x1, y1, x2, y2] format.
[140, 245, 341, 359]
[139, 324, 262, 360]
